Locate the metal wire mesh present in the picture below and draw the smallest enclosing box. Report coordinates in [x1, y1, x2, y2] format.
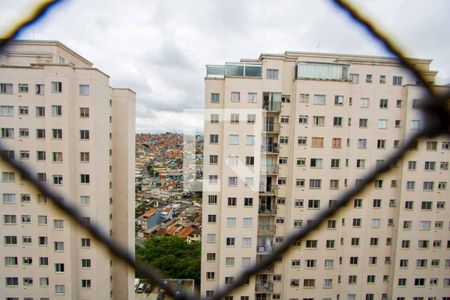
[0, 1, 449, 299]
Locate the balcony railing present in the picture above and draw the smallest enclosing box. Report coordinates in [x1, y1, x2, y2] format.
[259, 185, 278, 195]
[262, 123, 280, 134]
[260, 164, 278, 175]
[258, 206, 277, 215]
[262, 102, 281, 113]
[255, 282, 273, 293]
[257, 224, 276, 235]
[256, 244, 273, 255]
[260, 144, 279, 154]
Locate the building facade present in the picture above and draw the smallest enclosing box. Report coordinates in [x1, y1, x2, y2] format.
[201, 51, 449, 300]
[0, 40, 135, 300]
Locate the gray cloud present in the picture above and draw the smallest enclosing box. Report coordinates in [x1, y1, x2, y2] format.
[2, 0, 449, 132]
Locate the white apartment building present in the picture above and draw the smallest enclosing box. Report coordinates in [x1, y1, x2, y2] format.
[0, 40, 135, 300]
[201, 51, 449, 300]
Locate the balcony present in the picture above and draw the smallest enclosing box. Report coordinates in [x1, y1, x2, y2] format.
[260, 164, 278, 175]
[261, 144, 279, 154]
[257, 224, 276, 235]
[259, 185, 278, 195]
[262, 123, 280, 134]
[255, 282, 273, 293]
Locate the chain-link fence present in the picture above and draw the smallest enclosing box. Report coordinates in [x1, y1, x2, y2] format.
[0, 1, 449, 299]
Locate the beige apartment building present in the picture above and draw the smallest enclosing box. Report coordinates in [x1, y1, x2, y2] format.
[0, 40, 135, 300]
[201, 51, 449, 300]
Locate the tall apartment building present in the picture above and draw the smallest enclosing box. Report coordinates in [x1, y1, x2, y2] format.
[0, 40, 135, 300]
[201, 51, 449, 300]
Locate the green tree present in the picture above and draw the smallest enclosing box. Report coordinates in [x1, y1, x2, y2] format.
[136, 236, 201, 284]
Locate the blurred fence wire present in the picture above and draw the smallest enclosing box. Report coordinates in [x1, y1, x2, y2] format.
[0, 0, 449, 299]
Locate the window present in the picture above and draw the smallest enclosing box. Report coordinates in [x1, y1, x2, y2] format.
[379, 99, 388, 108]
[211, 93, 220, 103]
[313, 94, 326, 105]
[279, 136, 288, 144]
[81, 279, 91, 288]
[312, 116, 325, 126]
[358, 139, 367, 149]
[230, 113, 239, 123]
[6, 277, 19, 286]
[18, 83, 28, 93]
[0, 83, 13, 94]
[206, 272, 215, 280]
[224, 198, 236, 208]
[52, 129, 62, 139]
[311, 137, 324, 148]
[37, 150, 46, 161]
[360, 98, 369, 108]
[244, 197, 253, 207]
[79, 84, 89, 96]
[305, 240, 318, 248]
[296, 179, 305, 187]
[228, 177, 238, 186]
[294, 199, 304, 208]
[53, 175, 63, 185]
[18, 106, 28, 116]
[348, 275, 357, 284]
[414, 278, 425, 287]
[208, 215, 216, 223]
[298, 115, 308, 124]
[266, 69, 279, 79]
[378, 119, 387, 129]
[207, 234, 216, 243]
[80, 130, 90, 140]
[39, 236, 48, 246]
[350, 73, 359, 83]
[333, 117, 343, 127]
[423, 181, 434, 191]
[377, 139, 386, 149]
[231, 92, 240, 102]
[52, 105, 62, 116]
[79, 107, 90, 118]
[246, 135, 255, 145]
[280, 115, 289, 123]
[298, 136, 307, 145]
[359, 118, 368, 128]
[51, 81, 62, 93]
[325, 259, 334, 269]
[0, 105, 13, 116]
[331, 158, 341, 169]
[335, 95, 344, 105]
[54, 241, 64, 251]
[330, 179, 339, 189]
[2, 193, 16, 204]
[54, 219, 64, 229]
[426, 141, 437, 150]
[299, 93, 309, 103]
[332, 138, 341, 148]
[4, 214, 18, 225]
[395, 120, 401, 128]
[393, 76, 402, 85]
[350, 257, 359, 265]
[37, 215, 47, 225]
[411, 120, 420, 130]
[55, 284, 65, 294]
[352, 218, 362, 227]
[225, 257, 235, 266]
[304, 279, 315, 288]
[206, 253, 216, 261]
[1, 128, 14, 138]
[309, 179, 321, 189]
[81, 238, 91, 248]
[310, 158, 322, 168]
[326, 240, 335, 249]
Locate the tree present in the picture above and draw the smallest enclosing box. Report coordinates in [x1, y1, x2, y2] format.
[136, 236, 201, 284]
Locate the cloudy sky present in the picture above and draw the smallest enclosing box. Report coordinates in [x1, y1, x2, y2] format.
[1, 0, 449, 133]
